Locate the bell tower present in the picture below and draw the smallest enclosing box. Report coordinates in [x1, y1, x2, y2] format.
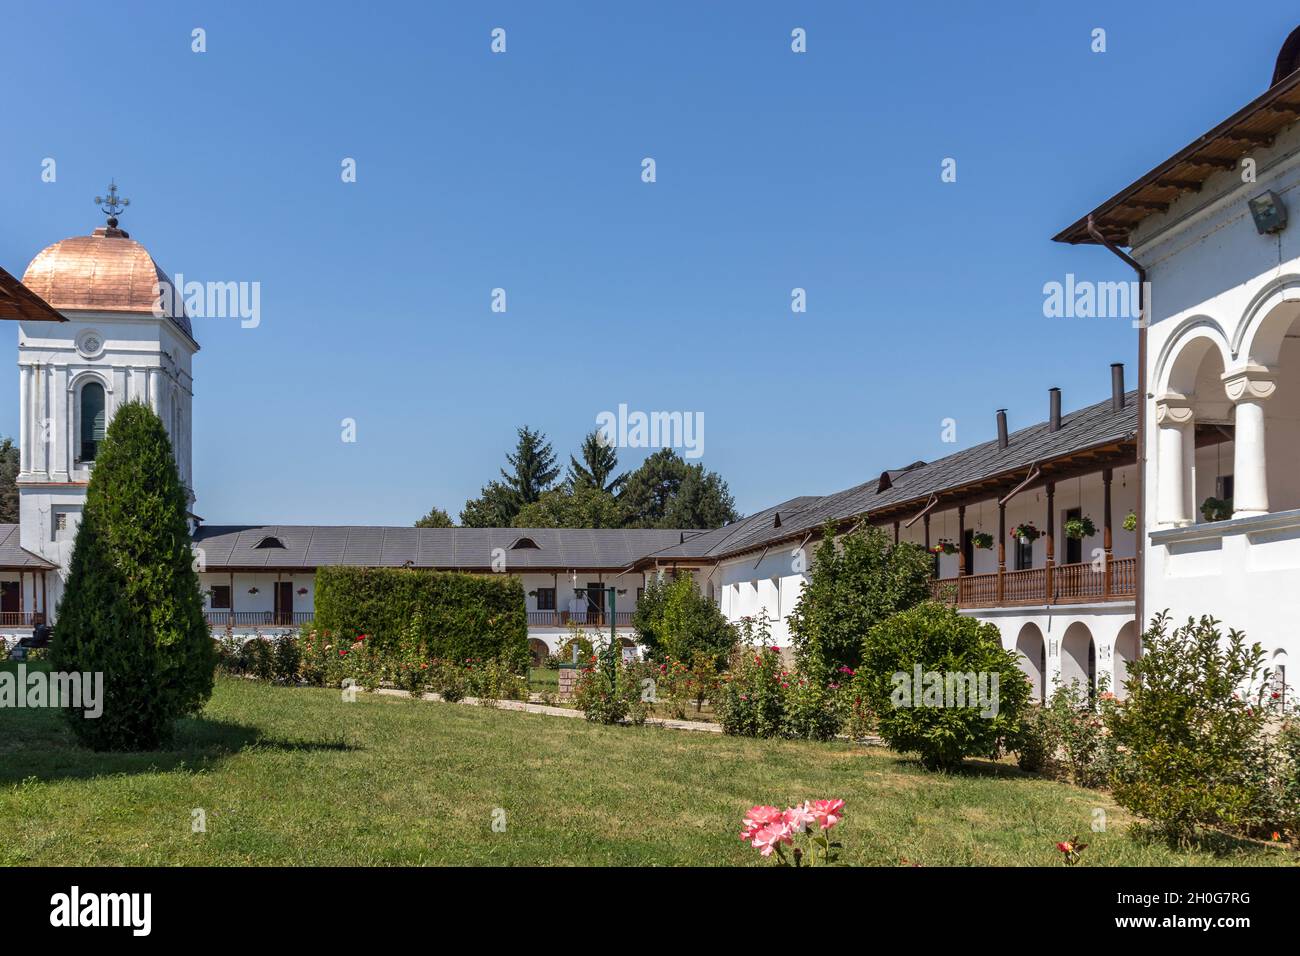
[16, 184, 198, 596]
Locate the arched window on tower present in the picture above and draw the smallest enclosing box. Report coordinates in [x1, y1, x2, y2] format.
[79, 381, 106, 462]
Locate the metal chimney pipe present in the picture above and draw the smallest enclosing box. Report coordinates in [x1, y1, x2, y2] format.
[1049, 387, 1062, 432]
[996, 409, 1008, 450]
[1111, 362, 1125, 411]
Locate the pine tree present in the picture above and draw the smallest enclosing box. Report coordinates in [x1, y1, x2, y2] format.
[0, 436, 18, 524]
[414, 506, 454, 528]
[499, 426, 559, 509]
[568, 429, 624, 494]
[52, 401, 213, 750]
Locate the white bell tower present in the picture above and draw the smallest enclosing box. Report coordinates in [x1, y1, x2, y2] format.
[16, 185, 198, 602]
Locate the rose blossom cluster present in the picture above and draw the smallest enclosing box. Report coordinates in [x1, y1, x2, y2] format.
[740, 799, 845, 862]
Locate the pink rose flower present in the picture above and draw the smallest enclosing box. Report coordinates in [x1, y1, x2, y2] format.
[740, 805, 783, 840]
[783, 803, 817, 834]
[809, 799, 845, 830]
[749, 822, 793, 857]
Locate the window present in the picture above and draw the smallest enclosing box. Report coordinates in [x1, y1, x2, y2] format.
[209, 585, 232, 610]
[636, 587, 644, 604]
[509, 536, 540, 550]
[1217, 474, 1235, 502]
[536, 587, 556, 611]
[79, 381, 106, 462]
[55, 513, 67, 531]
[254, 536, 285, 550]
[1015, 537, 1033, 571]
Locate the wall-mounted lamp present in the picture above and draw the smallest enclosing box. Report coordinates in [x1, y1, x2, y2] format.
[1249, 190, 1288, 234]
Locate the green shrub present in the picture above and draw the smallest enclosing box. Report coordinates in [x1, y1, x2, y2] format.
[429, 660, 469, 702]
[781, 676, 841, 741]
[573, 657, 650, 725]
[1269, 722, 1300, 843]
[860, 603, 1031, 770]
[834, 667, 876, 740]
[788, 523, 933, 681]
[715, 644, 787, 738]
[314, 566, 528, 673]
[1105, 612, 1272, 845]
[552, 625, 593, 665]
[271, 633, 300, 683]
[243, 637, 274, 681]
[635, 574, 737, 668]
[653, 652, 720, 718]
[1013, 703, 1056, 773]
[1048, 679, 1116, 788]
[51, 401, 214, 750]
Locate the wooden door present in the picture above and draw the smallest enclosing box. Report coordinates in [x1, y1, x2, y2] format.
[274, 582, 293, 625]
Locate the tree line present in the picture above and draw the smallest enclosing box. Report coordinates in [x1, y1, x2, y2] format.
[416, 426, 740, 530]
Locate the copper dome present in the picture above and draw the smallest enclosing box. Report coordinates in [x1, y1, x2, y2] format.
[21, 225, 194, 339]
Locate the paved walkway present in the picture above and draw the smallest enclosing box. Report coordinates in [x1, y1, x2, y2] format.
[368, 686, 885, 744]
[368, 687, 725, 732]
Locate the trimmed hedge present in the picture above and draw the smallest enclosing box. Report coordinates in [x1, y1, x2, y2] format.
[313, 567, 528, 672]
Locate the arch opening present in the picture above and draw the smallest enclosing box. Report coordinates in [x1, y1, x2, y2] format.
[1015, 623, 1047, 702]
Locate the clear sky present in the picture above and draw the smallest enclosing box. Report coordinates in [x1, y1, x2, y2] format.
[2, 2, 1295, 525]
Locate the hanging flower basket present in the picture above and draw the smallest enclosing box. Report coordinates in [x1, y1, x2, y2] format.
[971, 531, 994, 550]
[1122, 511, 1138, 533]
[1010, 523, 1040, 544]
[930, 538, 959, 556]
[1064, 515, 1096, 540]
[1201, 497, 1233, 523]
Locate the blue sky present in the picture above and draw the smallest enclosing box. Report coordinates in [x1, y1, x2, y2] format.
[2, 2, 1295, 524]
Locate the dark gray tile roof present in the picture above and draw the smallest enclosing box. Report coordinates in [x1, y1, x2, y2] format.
[638, 390, 1138, 565]
[0, 525, 57, 569]
[190, 525, 695, 571]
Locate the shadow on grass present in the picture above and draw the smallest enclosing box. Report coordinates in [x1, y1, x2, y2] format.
[0, 711, 358, 786]
[878, 753, 1032, 781]
[1126, 820, 1285, 859]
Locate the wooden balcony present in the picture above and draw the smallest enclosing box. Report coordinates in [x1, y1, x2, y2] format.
[930, 557, 1136, 609]
[204, 611, 315, 628]
[526, 610, 635, 628]
[0, 611, 37, 628]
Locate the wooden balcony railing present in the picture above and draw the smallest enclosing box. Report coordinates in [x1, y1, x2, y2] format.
[204, 611, 315, 627]
[932, 556, 1137, 609]
[0, 611, 36, 628]
[526, 610, 635, 628]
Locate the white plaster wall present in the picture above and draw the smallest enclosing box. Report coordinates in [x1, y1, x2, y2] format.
[17, 308, 197, 579]
[967, 604, 1138, 699]
[1138, 118, 1300, 674]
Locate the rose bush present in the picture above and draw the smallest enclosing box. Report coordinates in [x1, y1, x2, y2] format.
[739, 799, 845, 866]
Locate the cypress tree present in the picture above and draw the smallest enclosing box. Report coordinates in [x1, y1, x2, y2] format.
[52, 400, 213, 750]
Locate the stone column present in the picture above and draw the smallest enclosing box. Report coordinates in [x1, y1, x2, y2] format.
[1223, 366, 1276, 519]
[1155, 394, 1194, 526]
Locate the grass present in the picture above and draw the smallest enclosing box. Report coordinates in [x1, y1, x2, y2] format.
[527, 666, 558, 691]
[0, 665, 1293, 866]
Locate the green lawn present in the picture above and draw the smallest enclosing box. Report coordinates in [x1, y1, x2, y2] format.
[0, 667, 1292, 866]
[527, 666, 558, 691]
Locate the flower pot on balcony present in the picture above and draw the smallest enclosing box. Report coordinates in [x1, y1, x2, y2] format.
[971, 531, 994, 550]
[1200, 497, 1233, 522]
[1010, 523, 1040, 545]
[1064, 516, 1096, 540]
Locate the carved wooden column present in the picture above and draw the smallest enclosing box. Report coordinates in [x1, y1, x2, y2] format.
[957, 504, 966, 577]
[1102, 468, 1113, 598]
[1045, 481, 1055, 604]
[997, 501, 1006, 605]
